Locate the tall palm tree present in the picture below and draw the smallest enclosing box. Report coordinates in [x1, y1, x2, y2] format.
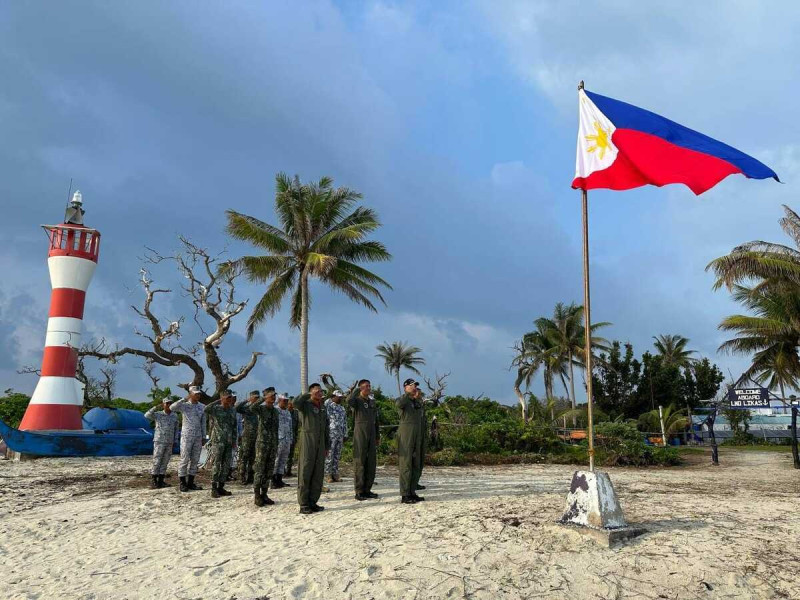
[536, 302, 610, 412]
[652, 334, 696, 368]
[718, 284, 800, 398]
[511, 322, 567, 422]
[224, 173, 392, 393]
[375, 341, 425, 395]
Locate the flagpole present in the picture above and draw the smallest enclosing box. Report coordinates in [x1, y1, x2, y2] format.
[578, 80, 595, 473]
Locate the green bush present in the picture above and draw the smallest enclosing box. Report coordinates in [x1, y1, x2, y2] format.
[592, 421, 681, 466]
[0, 392, 31, 428]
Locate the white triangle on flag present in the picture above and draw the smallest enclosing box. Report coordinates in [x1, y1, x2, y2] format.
[575, 89, 618, 180]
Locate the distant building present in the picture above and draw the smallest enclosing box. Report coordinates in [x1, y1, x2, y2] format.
[692, 412, 794, 443]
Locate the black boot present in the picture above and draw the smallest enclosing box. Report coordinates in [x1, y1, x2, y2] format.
[218, 483, 232, 496]
[411, 493, 425, 502]
[401, 495, 418, 504]
[179, 476, 189, 492]
[279, 474, 291, 487]
[157, 474, 168, 488]
[187, 475, 203, 491]
[262, 489, 275, 505]
[211, 483, 220, 498]
[272, 474, 286, 489]
[150, 475, 159, 489]
[254, 486, 264, 507]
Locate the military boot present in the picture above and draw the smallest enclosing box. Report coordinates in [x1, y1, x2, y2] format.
[272, 474, 286, 489]
[217, 483, 232, 497]
[157, 475, 168, 488]
[150, 475, 159, 489]
[254, 487, 264, 507]
[401, 495, 418, 504]
[211, 483, 220, 498]
[279, 474, 290, 487]
[411, 493, 425, 502]
[261, 489, 275, 506]
[187, 475, 203, 491]
[179, 476, 189, 492]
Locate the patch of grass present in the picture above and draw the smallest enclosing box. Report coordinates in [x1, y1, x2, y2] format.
[719, 445, 793, 452]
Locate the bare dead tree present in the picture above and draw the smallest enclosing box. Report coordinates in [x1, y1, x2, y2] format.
[99, 366, 116, 403]
[137, 359, 161, 391]
[423, 371, 450, 406]
[80, 237, 263, 399]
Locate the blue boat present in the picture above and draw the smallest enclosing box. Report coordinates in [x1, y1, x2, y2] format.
[0, 408, 180, 457]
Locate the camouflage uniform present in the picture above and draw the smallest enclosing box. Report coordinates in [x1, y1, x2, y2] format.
[237, 400, 258, 483]
[238, 401, 279, 492]
[144, 405, 179, 476]
[205, 400, 238, 487]
[324, 398, 348, 478]
[274, 406, 294, 475]
[286, 407, 299, 476]
[170, 397, 207, 477]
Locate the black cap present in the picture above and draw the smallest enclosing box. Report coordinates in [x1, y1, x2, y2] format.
[249, 390, 261, 397]
[403, 378, 416, 387]
[263, 386, 275, 393]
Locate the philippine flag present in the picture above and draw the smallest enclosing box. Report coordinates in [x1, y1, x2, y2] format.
[572, 89, 779, 195]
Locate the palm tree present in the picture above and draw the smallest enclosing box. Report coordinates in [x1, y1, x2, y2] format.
[652, 334, 696, 368]
[536, 302, 610, 412]
[511, 322, 568, 422]
[707, 205, 800, 288]
[638, 404, 689, 439]
[375, 341, 425, 395]
[224, 173, 392, 393]
[718, 284, 800, 398]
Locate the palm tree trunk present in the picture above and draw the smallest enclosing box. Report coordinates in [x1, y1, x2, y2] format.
[396, 370, 402, 397]
[568, 351, 577, 410]
[300, 270, 309, 394]
[514, 384, 527, 422]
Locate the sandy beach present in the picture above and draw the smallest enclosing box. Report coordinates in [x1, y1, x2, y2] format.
[1, 449, 798, 600]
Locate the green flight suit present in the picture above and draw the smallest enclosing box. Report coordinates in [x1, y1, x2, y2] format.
[348, 389, 380, 494]
[287, 408, 299, 476]
[206, 401, 238, 486]
[414, 401, 428, 485]
[293, 393, 331, 509]
[395, 393, 423, 497]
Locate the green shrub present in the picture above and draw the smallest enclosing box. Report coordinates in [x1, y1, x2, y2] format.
[0, 392, 30, 428]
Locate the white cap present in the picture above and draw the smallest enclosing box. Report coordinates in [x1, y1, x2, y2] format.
[277, 394, 288, 401]
[189, 385, 202, 394]
[333, 389, 344, 397]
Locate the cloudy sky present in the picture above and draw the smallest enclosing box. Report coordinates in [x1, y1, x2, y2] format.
[1, 1, 797, 403]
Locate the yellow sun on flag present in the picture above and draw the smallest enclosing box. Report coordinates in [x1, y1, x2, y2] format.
[585, 121, 611, 160]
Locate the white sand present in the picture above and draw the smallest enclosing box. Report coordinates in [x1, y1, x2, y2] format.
[1, 449, 798, 599]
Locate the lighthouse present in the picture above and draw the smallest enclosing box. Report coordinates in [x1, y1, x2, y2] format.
[19, 191, 101, 431]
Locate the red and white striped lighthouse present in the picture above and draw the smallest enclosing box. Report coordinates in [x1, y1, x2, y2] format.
[19, 191, 101, 431]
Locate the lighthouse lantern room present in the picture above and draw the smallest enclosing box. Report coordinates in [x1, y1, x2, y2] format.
[19, 191, 101, 431]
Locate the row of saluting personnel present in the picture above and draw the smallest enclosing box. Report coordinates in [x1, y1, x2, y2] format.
[144, 377, 429, 513]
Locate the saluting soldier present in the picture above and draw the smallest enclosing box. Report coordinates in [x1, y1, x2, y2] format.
[170, 385, 207, 492]
[396, 378, 424, 504]
[237, 389, 261, 485]
[205, 390, 238, 498]
[238, 388, 279, 506]
[285, 397, 299, 477]
[272, 393, 293, 489]
[324, 389, 348, 484]
[293, 383, 331, 514]
[144, 397, 179, 489]
[348, 379, 380, 501]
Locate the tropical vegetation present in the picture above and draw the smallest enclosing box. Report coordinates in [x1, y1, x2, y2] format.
[224, 173, 392, 392]
[375, 341, 426, 395]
